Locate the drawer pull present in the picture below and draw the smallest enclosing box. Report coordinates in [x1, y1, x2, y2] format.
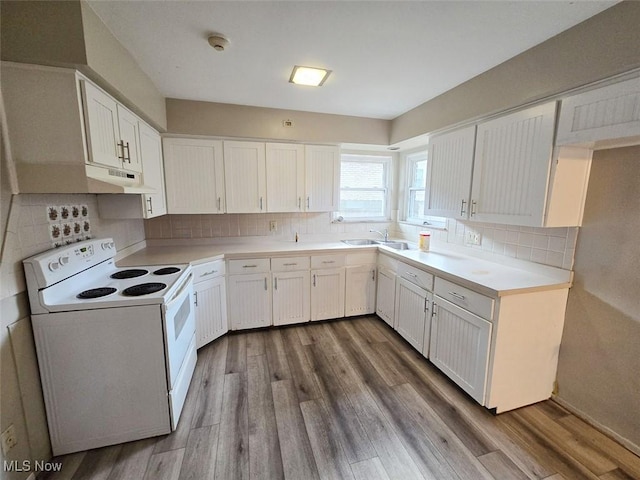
[194, 291, 198, 307]
[200, 270, 217, 277]
[283, 263, 298, 266]
[243, 264, 258, 268]
[321, 260, 335, 264]
[448, 291, 466, 300]
[406, 272, 418, 277]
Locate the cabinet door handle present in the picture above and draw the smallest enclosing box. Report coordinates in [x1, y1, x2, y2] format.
[298, 197, 302, 210]
[264, 277, 268, 290]
[146, 197, 153, 214]
[424, 297, 429, 313]
[117, 141, 125, 160]
[306, 196, 310, 209]
[124, 142, 131, 162]
[470, 200, 477, 217]
[217, 197, 221, 211]
[194, 291, 198, 307]
[313, 274, 316, 287]
[274, 277, 278, 290]
[372, 269, 376, 281]
[243, 264, 258, 268]
[432, 303, 437, 317]
[460, 199, 467, 216]
[448, 291, 466, 300]
[259, 197, 263, 210]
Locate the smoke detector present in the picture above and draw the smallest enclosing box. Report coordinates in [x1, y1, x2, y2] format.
[208, 34, 230, 52]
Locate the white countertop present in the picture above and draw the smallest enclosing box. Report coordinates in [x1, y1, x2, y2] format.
[118, 238, 572, 298]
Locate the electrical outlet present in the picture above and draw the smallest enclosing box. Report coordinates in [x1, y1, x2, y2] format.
[282, 119, 293, 128]
[465, 231, 482, 246]
[269, 221, 277, 232]
[1, 425, 17, 454]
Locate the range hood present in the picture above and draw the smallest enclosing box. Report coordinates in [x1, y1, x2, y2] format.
[16, 163, 156, 194]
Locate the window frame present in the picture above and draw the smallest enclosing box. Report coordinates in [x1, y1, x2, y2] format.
[338, 153, 392, 222]
[403, 148, 447, 229]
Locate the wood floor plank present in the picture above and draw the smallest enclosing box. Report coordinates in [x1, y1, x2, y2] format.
[295, 323, 325, 346]
[39, 452, 86, 480]
[306, 344, 377, 463]
[71, 444, 121, 480]
[144, 449, 185, 480]
[281, 327, 322, 402]
[272, 379, 320, 480]
[106, 438, 156, 480]
[245, 331, 266, 357]
[543, 475, 568, 480]
[264, 329, 292, 382]
[247, 354, 284, 480]
[599, 469, 638, 480]
[350, 457, 391, 480]
[215, 373, 249, 480]
[478, 451, 530, 480]
[351, 316, 392, 344]
[225, 333, 247, 374]
[178, 425, 219, 480]
[191, 336, 228, 429]
[300, 399, 355, 480]
[558, 416, 640, 479]
[360, 316, 411, 353]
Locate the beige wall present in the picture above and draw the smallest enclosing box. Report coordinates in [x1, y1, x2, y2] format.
[0, 1, 166, 131]
[166, 99, 390, 145]
[390, 1, 640, 144]
[556, 146, 640, 451]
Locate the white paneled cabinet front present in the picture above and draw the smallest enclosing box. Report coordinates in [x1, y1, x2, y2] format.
[375, 266, 396, 327]
[266, 143, 305, 212]
[311, 267, 345, 321]
[425, 126, 476, 219]
[163, 138, 225, 214]
[115, 106, 142, 173]
[429, 297, 492, 404]
[304, 145, 340, 212]
[227, 273, 272, 330]
[81, 81, 122, 169]
[470, 102, 557, 226]
[272, 270, 311, 326]
[138, 123, 166, 218]
[345, 265, 376, 317]
[394, 277, 430, 353]
[194, 276, 228, 348]
[224, 141, 267, 213]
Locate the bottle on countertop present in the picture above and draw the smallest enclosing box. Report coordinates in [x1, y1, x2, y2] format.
[419, 231, 431, 251]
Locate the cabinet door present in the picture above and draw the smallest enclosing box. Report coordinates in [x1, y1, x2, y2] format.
[273, 270, 310, 326]
[228, 274, 272, 330]
[311, 267, 345, 321]
[375, 267, 396, 328]
[430, 297, 492, 404]
[116, 105, 142, 173]
[163, 138, 225, 214]
[139, 123, 166, 218]
[470, 102, 556, 226]
[266, 143, 305, 212]
[305, 145, 340, 212]
[394, 278, 429, 352]
[81, 81, 121, 169]
[224, 141, 266, 213]
[194, 276, 228, 348]
[425, 126, 475, 219]
[345, 265, 376, 317]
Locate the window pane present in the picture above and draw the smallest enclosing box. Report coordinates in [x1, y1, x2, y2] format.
[411, 160, 427, 189]
[408, 189, 425, 218]
[341, 162, 384, 188]
[340, 190, 385, 218]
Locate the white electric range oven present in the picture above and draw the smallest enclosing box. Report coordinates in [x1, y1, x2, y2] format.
[23, 238, 196, 456]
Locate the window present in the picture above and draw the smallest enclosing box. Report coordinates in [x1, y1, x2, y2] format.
[339, 154, 391, 221]
[404, 149, 446, 228]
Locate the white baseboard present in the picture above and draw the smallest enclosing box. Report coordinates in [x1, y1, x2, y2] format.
[552, 395, 640, 456]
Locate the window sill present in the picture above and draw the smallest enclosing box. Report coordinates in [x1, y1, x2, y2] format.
[399, 220, 448, 231]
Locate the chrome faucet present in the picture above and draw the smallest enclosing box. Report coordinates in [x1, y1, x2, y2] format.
[370, 228, 389, 242]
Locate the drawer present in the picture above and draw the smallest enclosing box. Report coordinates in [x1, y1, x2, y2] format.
[378, 252, 398, 270]
[346, 251, 377, 266]
[434, 277, 494, 320]
[311, 254, 346, 269]
[192, 259, 225, 283]
[271, 256, 310, 271]
[396, 261, 433, 291]
[228, 258, 271, 275]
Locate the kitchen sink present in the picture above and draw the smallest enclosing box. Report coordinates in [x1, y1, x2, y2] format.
[341, 239, 379, 246]
[378, 241, 411, 250]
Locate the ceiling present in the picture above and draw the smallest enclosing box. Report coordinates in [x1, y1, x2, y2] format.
[87, 1, 616, 120]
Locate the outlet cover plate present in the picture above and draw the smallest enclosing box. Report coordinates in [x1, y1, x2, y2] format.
[466, 231, 482, 246]
[1, 425, 17, 454]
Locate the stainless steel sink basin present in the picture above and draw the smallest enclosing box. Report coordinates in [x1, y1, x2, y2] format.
[378, 241, 411, 250]
[341, 239, 378, 246]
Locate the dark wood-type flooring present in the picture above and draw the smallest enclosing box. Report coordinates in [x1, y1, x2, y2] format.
[40, 316, 640, 480]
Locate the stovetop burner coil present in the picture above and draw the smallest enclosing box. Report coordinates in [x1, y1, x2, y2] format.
[122, 282, 167, 297]
[153, 267, 181, 276]
[77, 287, 118, 299]
[110, 269, 149, 279]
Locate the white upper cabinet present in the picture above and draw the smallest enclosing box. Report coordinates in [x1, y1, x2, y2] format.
[138, 123, 166, 218]
[425, 126, 476, 219]
[224, 141, 267, 213]
[304, 145, 340, 212]
[163, 138, 225, 214]
[556, 76, 640, 148]
[470, 102, 557, 226]
[265, 143, 305, 212]
[82, 80, 142, 172]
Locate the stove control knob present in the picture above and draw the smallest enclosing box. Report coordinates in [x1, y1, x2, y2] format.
[48, 261, 60, 272]
[101, 241, 115, 250]
[59, 255, 70, 266]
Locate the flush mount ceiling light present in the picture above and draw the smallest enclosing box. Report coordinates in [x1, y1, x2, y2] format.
[208, 34, 230, 52]
[289, 65, 331, 87]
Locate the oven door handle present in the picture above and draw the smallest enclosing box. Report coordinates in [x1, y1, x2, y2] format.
[165, 273, 193, 310]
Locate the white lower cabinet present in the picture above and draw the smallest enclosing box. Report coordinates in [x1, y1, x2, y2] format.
[193, 260, 228, 348]
[429, 297, 492, 404]
[311, 267, 345, 321]
[272, 270, 310, 326]
[345, 264, 377, 317]
[227, 260, 272, 329]
[375, 266, 396, 327]
[394, 277, 431, 353]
